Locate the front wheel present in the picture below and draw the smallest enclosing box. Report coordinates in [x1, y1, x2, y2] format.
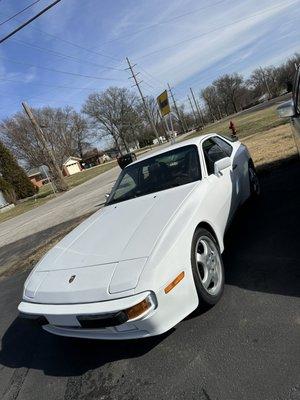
[191, 228, 224, 307]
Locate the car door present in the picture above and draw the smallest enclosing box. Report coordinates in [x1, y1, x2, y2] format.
[292, 65, 300, 155]
[201, 138, 236, 232]
[211, 136, 244, 209]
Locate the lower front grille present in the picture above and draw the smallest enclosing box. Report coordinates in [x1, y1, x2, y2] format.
[77, 311, 128, 329]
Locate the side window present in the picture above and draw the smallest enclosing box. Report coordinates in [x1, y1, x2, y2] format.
[293, 66, 300, 114]
[213, 136, 233, 156]
[112, 172, 137, 201]
[202, 139, 228, 175]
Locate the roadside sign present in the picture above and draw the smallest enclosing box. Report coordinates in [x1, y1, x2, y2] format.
[157, 90, 170, 116]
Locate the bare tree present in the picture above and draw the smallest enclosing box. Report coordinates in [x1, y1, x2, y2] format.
[0, 107, 92, 169]
[201, 86, 220, 121]
[83, 87, 142, 154]
[69, 111, 93, 158]
[213, 73, 245, 114]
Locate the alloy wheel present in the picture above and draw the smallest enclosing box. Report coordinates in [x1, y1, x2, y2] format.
[195, 236, 222, 296]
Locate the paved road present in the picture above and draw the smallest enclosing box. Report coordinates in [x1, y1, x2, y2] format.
[0, 166, 119, 272]
[0, 159, 299, 400]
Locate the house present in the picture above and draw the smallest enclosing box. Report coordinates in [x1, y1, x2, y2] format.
[105, 148, 119, 159]
[62, 156, 82, 176]
[82, 149, 103, 168]
[27, 168, 44, 188]
[82, 149, 111, 168]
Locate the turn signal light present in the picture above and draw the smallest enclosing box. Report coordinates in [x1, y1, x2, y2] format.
[164, 271, 185, 294]
[125, 298, 151, 320]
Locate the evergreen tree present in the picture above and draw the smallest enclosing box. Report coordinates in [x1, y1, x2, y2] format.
[0, 141, 36, 199]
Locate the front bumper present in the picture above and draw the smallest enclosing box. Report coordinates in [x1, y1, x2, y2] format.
[19, 291, 158, 339]
[18, 269, 199, 340]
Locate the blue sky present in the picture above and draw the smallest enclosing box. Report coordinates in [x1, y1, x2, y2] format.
[0, 0, 299, 119]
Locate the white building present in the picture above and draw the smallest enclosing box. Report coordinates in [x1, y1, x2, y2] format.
[62, 156, 82, 176]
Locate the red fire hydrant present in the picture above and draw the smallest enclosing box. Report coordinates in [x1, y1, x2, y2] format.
[229, 120, 237, 137]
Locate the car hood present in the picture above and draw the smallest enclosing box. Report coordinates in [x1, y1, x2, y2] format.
[25, 182, 198, 303]
[36, 182, 197, 271]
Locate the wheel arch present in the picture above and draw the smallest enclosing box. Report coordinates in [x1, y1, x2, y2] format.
[194, 221, 223, 252]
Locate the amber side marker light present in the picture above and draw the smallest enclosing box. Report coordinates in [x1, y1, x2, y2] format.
[125, 298, 151, 320]
[164, 271, 185, 294]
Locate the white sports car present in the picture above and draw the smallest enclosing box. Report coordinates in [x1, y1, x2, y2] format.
[18, 134, 260, 340]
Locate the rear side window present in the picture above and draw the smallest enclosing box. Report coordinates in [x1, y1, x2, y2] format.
[212, 137, 233, 156]
[202, 139, 228, 175]
[294, 66, 300, 114]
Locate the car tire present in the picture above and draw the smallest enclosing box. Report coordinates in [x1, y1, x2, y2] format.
[191, 228, 224, 307]
[248, 161, 260, 198]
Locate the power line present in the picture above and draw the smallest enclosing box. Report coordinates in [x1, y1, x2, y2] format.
[10, 38, 125, 72]
[136, 2, 293, 60]
[0, 0, 62, 44]
[0, 55, 125, 81]
[0, 10, 121, 63]
[139, 66, 165, 88]
[0, 0, 41, 27]
[141, 80, 157, 91]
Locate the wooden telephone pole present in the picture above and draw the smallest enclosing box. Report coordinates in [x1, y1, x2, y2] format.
[190, 87, 204, 127]
[22, 102, 68, 192]
[167, 83, 187, 133]
[126, 57, 161, 142]
[188, 95, 197, 123]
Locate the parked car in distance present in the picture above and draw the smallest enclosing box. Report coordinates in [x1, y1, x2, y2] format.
[19, 134, 260, 340]
[117, 152, 137, 169]
[277, 64, 300, 155]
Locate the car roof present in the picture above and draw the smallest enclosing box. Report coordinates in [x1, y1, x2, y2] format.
[130, 133, 216, 165]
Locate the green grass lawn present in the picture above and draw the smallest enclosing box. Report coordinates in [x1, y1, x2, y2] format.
[0, 160, 118, 223]
[185, 104, 290, 140]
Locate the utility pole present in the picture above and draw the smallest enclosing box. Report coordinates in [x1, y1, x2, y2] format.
[167, 83, 186, 133]
[157, 109, 169, 140]
[126, 57, 160, 142]
[22, 102, 68, 192]
[259, 66, 271, 100]
[188, 95, 197, 124]
[190, 87, 204, 127]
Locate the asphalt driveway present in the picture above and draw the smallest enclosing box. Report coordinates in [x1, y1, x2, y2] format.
[0, 159, 299, 400]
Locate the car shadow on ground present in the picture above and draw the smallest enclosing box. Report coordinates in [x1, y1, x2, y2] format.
[224, 157, 300, 298]
[0, 157, 299, 378]
[0, 316, 173, 377]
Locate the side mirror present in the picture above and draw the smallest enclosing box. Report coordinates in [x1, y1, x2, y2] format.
[277, 100, 295, 118]
[214, 157, 231, 176]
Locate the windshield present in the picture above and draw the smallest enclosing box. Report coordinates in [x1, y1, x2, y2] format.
[106, 145, 201, 205]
